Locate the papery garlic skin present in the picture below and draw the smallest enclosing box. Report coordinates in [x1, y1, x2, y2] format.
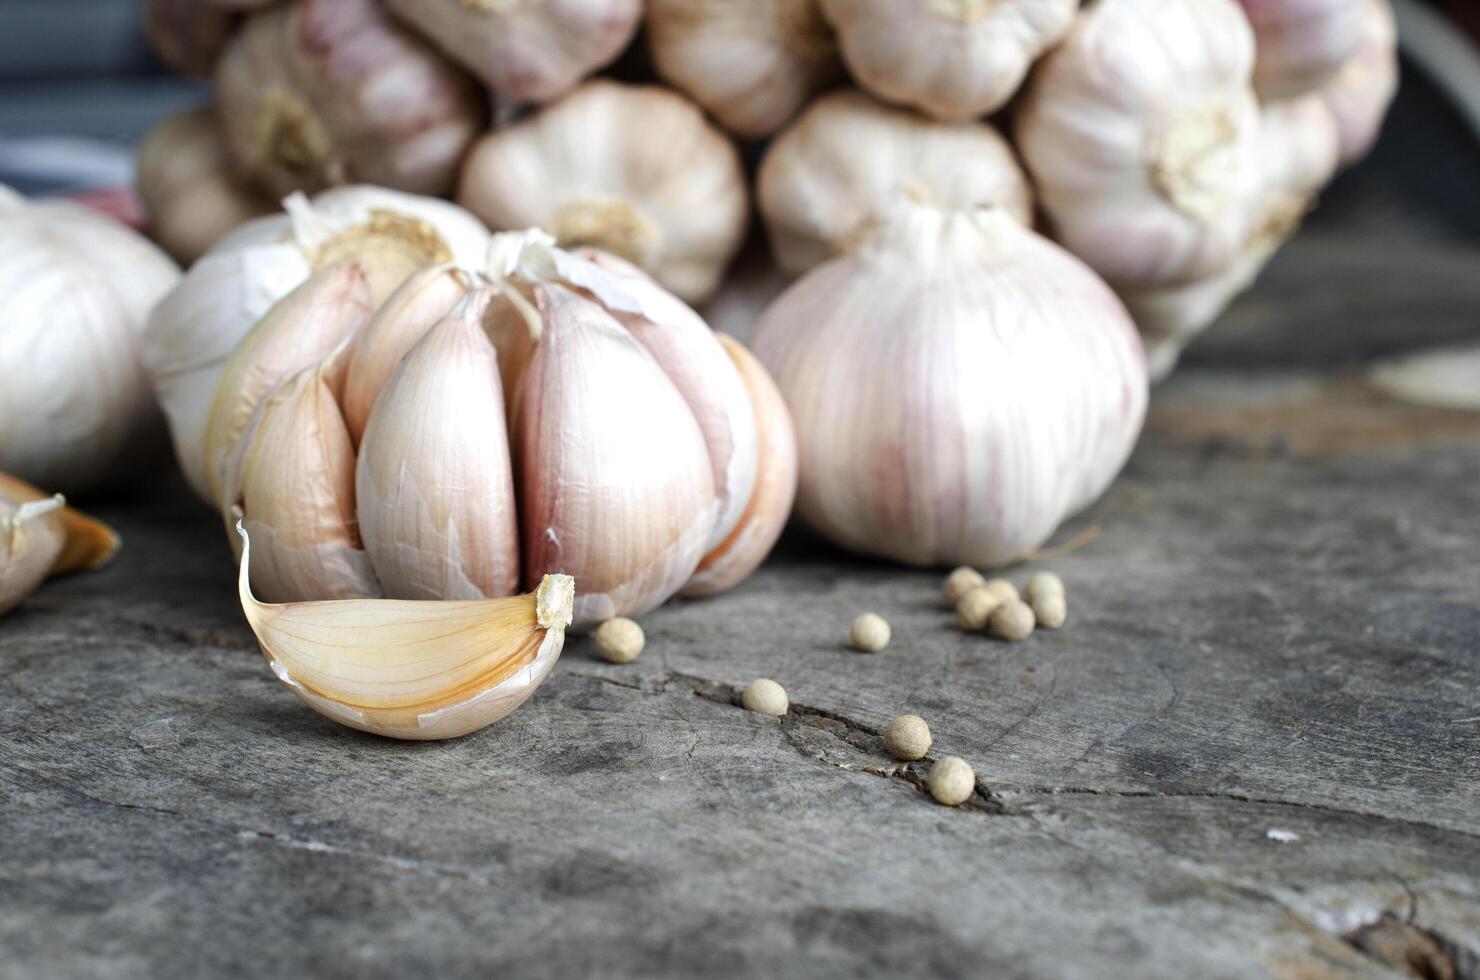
[142, 185, 491, 500]
[758, 88, 1033, 278]
[0, 188, 180, 493]
[216, 0, 483, 198]
[1322, 0, 1398, 168]
[458, 81, 749, 303]
[1239, 0, 1367, 101]
[753, 202, 1148, 567]
[818, 0, 1077, 121]
[384, 0, 641, 104]
[0, 495, 65, 617]
[646, 0, 842, 138]
[1016, 0, 1261, 287]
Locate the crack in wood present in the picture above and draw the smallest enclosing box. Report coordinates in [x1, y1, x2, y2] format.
[1341, 913, 1473, 980]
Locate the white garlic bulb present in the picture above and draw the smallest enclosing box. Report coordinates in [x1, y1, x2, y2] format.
[758, 88, 1033, 278]
[457, 81, 749, 303]
[383, 0, 641, 104]
[646, 0, 842, 138]
[141, 185, 492, 501]
[1016, 0, 1261, 287]
[136, 105, 276, 264]
[752, 200, 1148, 567]
[216, 0, 483, 198]
[1322, 0, 1398, 168]
[1238, 0, 1367, 101]
[818, 0, 1077, 121]
[0, 187, 180, 492]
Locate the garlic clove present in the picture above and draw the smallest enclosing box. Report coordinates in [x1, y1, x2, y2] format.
[237, 522, 572, 740]
[340, 262, 474, 443]
[355, 291, 521, 601]
[1321, 0, 1398, 168]
[203, 263, 372, 503]
[0, 472, 120, 576]
[758, 88, 1034, 278]
[646, 0, 842, 138]
[681, 334, 799, 598]
[514, 283, 717, 626]
[1239, 0, 1367, 101]
[0, 494, 66, 617]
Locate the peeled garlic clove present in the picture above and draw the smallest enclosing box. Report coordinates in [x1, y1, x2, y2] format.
[819, 0, 1077, 121]
[341, 263, 474, 442]
[516, 284, 716, 626]
[356, 291, 521, 600]
[1239, 0, 1367, 101]
[216, 0, 483, 198]
[1322, 0, 1398, 168]
[457, 81, 749, 303]
[753, 200, 1148, 567]
[0, 495, 66, 617]
[238, 522, 572, 740]
[1016, 0, 1261, 287]
[646, 0, 842, 138]
[383, 0, 640, 104]
[144, 0, 239, 77]
[758, 88, 1033, 278]
[682, 334, 798, 598]
[0, 472, 120, 576]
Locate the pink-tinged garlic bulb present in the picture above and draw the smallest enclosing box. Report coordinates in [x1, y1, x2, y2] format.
[383, 0, 641, 104]
[1238, 0, 1367, 101]
[646, 0, 842, 138]
[1016, 0, 1261, 288]
[145, 0, 240, 76]
[1321, 0, 1398, 167]
[752, 200, 1148, 567]
[216, 0, 483, 198]
[458, 81, 749, 303]
[758, 88, 1033, 278]
[818, 0, 1077, 121]
[136, 105, 276, 264]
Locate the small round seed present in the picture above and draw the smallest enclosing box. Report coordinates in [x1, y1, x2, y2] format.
[1025, 571, 1065, 605]
[850, 612, 891, 652]
[594, 617, 645, 663]
[1032, 591, 1068, 630]
[741, 678, 788, 716]
[927, 756, 976, 806]
[955, 586, 1004, 632]
[943, 566, 986, 604]
[982, 578, 1020, 605]
[883, 714, 932, 761]
[989, 599, 1036, 641]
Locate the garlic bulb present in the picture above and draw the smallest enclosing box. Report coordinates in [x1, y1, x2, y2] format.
[752, 200, 1148, 567]
[1015, 0, 1261, 287]
[383, 0, 641, 104]
[145, 0, 239, 76]
[0, 472, 120, 616]
[646, 0, 842, 138]
[0, 187, 180, 493]
[1238, 0, 1367, 101]
[1322, 0, 1398, 168]
[818, 0, 1078, 121]
[141, 185, 491, 501]
[758, 88, 1033, 278]
[136, 105, 276, 264]
[457, 81, 749, 303]
[216, 0, 483, 198]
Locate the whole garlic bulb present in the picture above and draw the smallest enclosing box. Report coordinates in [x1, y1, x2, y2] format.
[136, 105, 276, 264]
[758, 88, 1033, 278]
[1238, 0, 1367, 101]
[216, 0, 483, 198]
[818, 0, 1078, 121]
[646, 0, 842, 138]
[457, 81, 749, 303]
[383, 0, 641, 104]
[0, 187, 180, 492]
[752, 200, 1148, 567]
[1321, 0, 1398, 168]
[1016, 0, 1261, 287]
[141, 185, 492, 501]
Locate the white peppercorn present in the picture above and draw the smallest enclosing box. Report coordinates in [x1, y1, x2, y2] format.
[1032, 591, 1068, 630]
[594, 617, 645, 663]
[982, 578, 1020, 605]
[927, 756, 975, 806]
[1025, 571, 1065, 605]
[989, 599, 1035, 641]
[850, 612, 891, 652]
[883, 714, 932, 761]
[944, 566, 986, 604]
[741, 678, 788, 716]
[956, 586, 1004, 632]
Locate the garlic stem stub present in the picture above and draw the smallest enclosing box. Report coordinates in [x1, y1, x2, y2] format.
[1238, 0, 1367, 101]
[758, 88, 1034, 278]
[752, 199, 1148, 567]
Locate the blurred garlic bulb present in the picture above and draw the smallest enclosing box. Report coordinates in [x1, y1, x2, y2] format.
[1016, 0, 1261, 287]
[646, 0, 842, 138]
[384, 0, 640, 104]
[136, 105, 276, 264]
[145, 0, 239, 76]
[1238, 0, 1366, 101]
[1322, 0, 1398, 167]
[0, 472, 120, 616]
[216, 0, 483, 198]
[0, 187, 180, 493]
[758, 88, 1033, 277]
[458, 81, 749, 303]
[752, 199, 1148, 567]
[818, 0, 1077, 121]
[141, 185, 491, 501]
